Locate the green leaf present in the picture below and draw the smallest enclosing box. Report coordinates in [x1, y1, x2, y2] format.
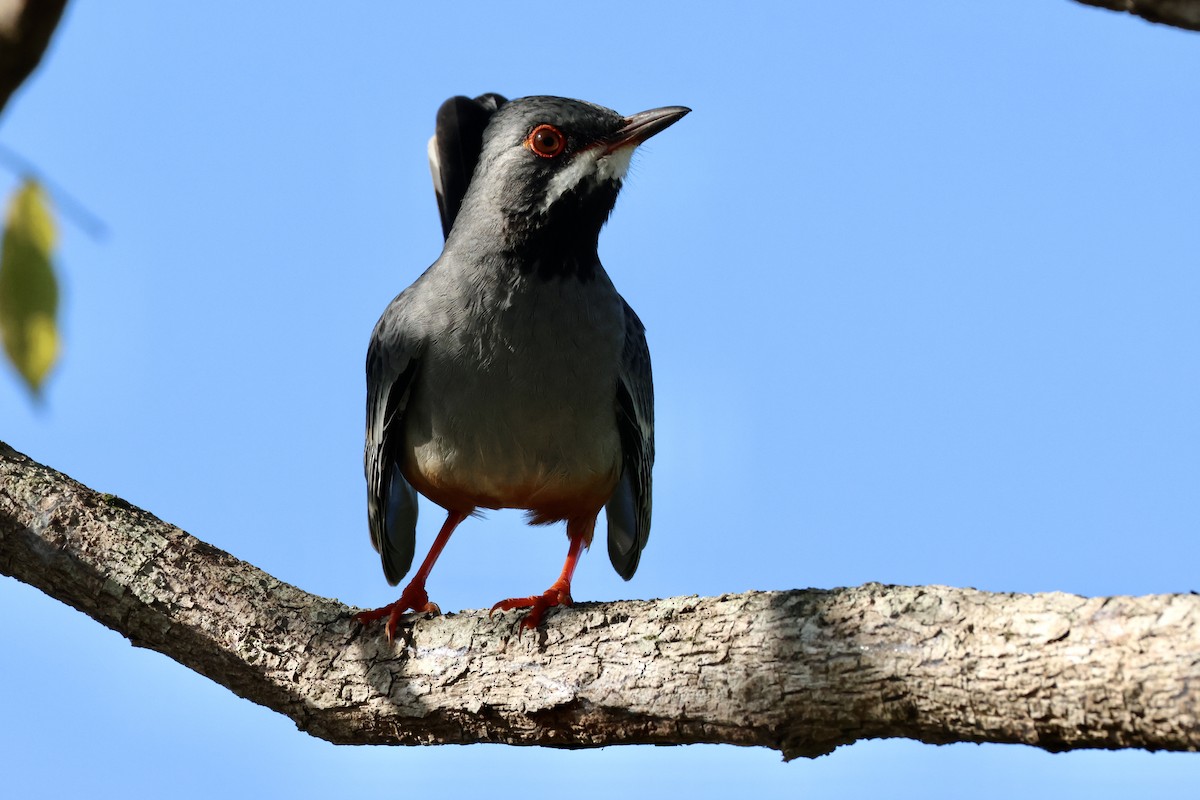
[0, 179, 60, 398]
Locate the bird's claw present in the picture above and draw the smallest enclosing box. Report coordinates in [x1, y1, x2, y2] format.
[355, 585, 440, 643]
[490, 585, 572, 635]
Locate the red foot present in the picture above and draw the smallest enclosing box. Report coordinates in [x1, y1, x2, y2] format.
[355, 583, 441, 643]
[490, 580, 573, 633]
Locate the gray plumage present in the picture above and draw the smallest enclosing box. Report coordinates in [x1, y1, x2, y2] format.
[364, 95, 686, 605]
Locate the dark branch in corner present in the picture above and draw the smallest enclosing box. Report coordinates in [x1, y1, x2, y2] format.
[1075, 0, 1200, 33]
[0, 0, 69, 119]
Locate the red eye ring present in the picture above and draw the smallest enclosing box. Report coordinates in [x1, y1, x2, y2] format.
[526, 124, 566, 158]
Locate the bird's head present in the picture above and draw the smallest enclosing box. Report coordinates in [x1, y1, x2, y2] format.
[449, 96, 689, 269]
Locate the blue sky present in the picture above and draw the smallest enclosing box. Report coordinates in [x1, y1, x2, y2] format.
[2, 2, 1198, 797]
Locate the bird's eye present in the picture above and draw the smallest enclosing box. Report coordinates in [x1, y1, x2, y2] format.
[526, 124, 566, 158]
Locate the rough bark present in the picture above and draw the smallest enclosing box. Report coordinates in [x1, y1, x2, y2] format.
[2, 440, 1197, 759]
[0, 0, 69, 119]
[1075, 0, 1200, 31]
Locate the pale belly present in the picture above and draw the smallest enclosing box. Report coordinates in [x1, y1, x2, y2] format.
[402, 370, 622, 518]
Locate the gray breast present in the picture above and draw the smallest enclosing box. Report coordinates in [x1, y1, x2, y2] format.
[402, 260, 626, 514]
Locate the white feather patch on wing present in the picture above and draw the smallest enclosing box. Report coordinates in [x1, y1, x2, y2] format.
[539, 144, 635, 213]
[427, 134, 444, 198]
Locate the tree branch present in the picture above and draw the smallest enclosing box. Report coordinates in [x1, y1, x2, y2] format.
[1, 440, 1197, 759]
[0, 0, 69, 119]
[1074, 0, 1200, 32]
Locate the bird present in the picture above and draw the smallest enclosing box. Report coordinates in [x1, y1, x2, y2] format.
[355, 94, 689, 641]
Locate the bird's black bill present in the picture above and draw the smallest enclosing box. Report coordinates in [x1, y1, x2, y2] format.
[606, 105, 691, 152]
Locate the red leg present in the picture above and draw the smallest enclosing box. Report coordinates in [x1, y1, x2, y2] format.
[491, 516, 593, 632]
[355, 510, 468, 642]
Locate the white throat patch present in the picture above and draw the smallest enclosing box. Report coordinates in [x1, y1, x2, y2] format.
[539, 145, 634, 213]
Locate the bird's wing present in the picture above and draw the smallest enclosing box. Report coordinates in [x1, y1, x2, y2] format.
[427, 93, 508, 240]
[365, 297, 423, 585]
[606, 299, 655, 580]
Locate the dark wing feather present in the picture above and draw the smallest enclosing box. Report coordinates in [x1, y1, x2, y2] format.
[365, 305, 422, 585]
[605, 300, 655, 580]
[428, 93, 507, 239]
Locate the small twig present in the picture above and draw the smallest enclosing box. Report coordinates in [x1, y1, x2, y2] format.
[0, 142, 108, 240]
